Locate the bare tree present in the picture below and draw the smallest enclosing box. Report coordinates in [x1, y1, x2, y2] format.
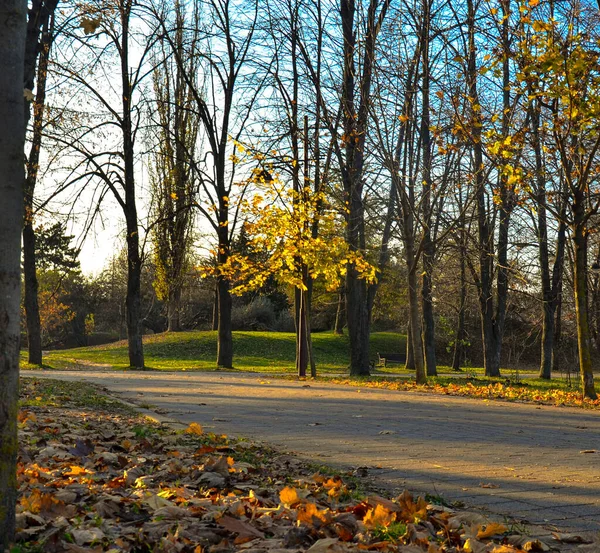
[154, 0, 260, 368]
[23, 0, 60, 366]
[51, 0, 159, 368]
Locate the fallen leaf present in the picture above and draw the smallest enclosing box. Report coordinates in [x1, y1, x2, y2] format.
[551, 532, 593, 544]
[185, 422, 204, 435]
[217, 515, 264, 539]
[477, 523, 508, 539]
[306, 538, 342, 553]
[280, 486, 301, 507]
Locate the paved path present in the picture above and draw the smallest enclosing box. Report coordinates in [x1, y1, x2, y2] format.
[26, 369, 600, 534]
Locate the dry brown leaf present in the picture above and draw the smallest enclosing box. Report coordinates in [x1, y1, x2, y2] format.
[217, 514, 265, 539]
[551, 532, 593, 544]
[306, 538, 343, 553]
[366, 495, 401, 513]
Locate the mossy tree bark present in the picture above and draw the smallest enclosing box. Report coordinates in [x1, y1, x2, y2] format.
[0, 0, 26, 548]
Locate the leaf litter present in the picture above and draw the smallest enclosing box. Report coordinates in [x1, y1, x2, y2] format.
[14, 378, 590, 553]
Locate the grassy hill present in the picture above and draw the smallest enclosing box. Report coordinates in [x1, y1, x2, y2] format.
[31, 330, 407, 373]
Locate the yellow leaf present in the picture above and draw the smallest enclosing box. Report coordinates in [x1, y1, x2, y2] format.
[279, 486, 301, 507]
[296, 502, 331, 525]
[363, 504, 395, 528]
[185, 422, 204, 435]
[65, 465, 91, 476]
[477, 523, 508, 539]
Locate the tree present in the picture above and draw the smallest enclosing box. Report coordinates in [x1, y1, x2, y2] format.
[51, 0, 159, 368]
[154, 0, 260, 368]
[522, 2, 600, 398]
[149, 0, 199, 332]
[219, 170, 375, 375]
[0, 0, 26, 547]
[23, 0, 60, 366]
[338, 0, 391, 375]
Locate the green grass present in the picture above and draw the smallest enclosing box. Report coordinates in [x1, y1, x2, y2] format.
[19, 377, 135, 413]
[22, 330, 408, 373]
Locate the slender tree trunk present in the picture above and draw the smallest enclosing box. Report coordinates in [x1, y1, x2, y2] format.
[296, 287, 308, 377]
[420, 0, 436, 377]
[0, 1, 26, 546]
[121, 4, 144, 369]
[467, 0, 500, 378]
[405, 322, 415, 371]
[573, 216, 596, 399]
[531, 94, 554, 379]
[23, 224, 42, 362]
[212, 280, 219, 331]
[407, 256, 425, 382]
[334, 287, 345, 334]
[452, 247, 467, 371]
[554, 274, 563, 373]
[22, 1, 57, 365]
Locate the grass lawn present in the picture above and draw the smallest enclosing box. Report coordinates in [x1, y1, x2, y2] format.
[22, 330, 409, 373]
[22, 329, 600, 408]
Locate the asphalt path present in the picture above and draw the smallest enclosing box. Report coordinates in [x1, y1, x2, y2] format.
[26, 369, 600, 535]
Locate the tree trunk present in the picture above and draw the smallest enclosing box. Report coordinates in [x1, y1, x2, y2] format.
[216, 276, 233, 368]
[573, 218, 596, 399]
[467, 0, 500, 378]
[121, 3, 144, 369]
[346, 266, 371, 376]
[419, 0, 436, 377]
[407, 263, 425, 383]
[296, 287, 309, 377]
[125, 218, 144, 368]
[167, 288, 182, 332]
[452, 247, 467, 371]
[554, 274, 563, 374]
[0, 0, 26, 546]
[334, 287, 345, 334]
[531, 93, 554, 380]
[406, 322, 415, 371]
[212, 280, 219, 331]
[23, 223, 42, 363]
[23, 7, 54, 365]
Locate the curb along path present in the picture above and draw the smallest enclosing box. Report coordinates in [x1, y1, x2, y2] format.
[26, 369, 600, 535]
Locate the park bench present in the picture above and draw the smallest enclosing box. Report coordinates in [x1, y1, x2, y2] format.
[377, 352, 406, 367]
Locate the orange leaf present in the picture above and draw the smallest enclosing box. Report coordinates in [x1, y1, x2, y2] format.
[65, 465, 92, 476]
[363, 504, 395, 528]
[185, 422, 204, 435]
[477, 523, 508, 539]
[280, 486, 301, 507]
[296, 502, 331, 525]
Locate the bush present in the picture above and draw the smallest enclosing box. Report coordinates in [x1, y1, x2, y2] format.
[231, 297, 278, 330]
